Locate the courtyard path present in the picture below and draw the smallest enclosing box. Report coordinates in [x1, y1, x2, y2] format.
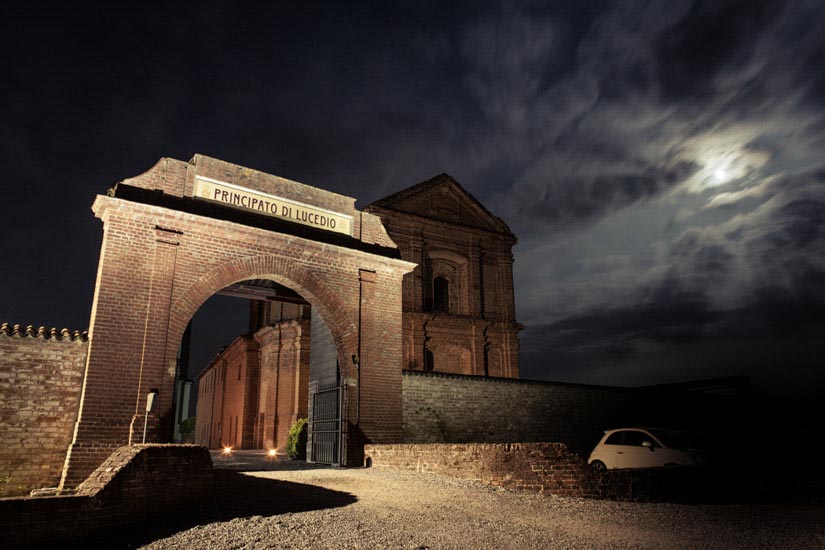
[71, 453, 825, 549]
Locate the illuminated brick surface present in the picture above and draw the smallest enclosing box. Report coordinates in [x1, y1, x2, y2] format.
[0, 328, 88, 496]
[365, 174, 521, 378]
[59, 155, 413, 489]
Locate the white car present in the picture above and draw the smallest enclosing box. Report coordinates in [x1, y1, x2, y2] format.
[587, 427, 705, 471]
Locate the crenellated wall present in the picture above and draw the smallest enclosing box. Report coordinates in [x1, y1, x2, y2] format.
[0, 323, 88, 497]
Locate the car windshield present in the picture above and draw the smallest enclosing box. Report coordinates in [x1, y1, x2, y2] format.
[647, 429, 690, 449]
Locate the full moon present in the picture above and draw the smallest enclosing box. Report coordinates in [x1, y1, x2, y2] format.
[714, 168, 728, 182]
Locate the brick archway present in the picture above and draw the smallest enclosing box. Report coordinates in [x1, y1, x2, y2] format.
[59, 155, 415, 490]
[161, 258, 356, 455]
[168, 254, 354, 377]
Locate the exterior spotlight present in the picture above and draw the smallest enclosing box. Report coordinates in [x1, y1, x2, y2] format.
[222, 446, 233, 455]
[268, 449, 277, 457]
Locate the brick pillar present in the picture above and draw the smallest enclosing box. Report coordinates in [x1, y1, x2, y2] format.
[142, 231, 182, 443]
[274, 322, 300, 452]
[256, 326, 282, 451]
[60, 221, 180, 491]
[343, 268, 404, 465]
[242, 340, 261, 448]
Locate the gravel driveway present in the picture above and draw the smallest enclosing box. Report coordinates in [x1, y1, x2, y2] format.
[73, 463, 824, 549]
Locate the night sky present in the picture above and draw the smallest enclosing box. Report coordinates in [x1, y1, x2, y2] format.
[2, 1, 823, 403]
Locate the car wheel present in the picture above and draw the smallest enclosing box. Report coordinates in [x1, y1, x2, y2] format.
[590, 460, 607, 472]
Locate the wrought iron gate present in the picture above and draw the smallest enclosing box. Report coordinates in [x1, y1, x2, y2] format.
[310, 386, 341, 464]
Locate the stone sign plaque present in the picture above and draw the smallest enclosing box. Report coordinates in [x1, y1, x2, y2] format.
[194, 175, 353, 236]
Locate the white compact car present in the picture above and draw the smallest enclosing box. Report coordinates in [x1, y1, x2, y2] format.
[587, 427, 705, 471]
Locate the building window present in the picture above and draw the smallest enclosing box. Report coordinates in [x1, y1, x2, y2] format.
[433, 276, 449, 313]
[424, 348, 434, 372]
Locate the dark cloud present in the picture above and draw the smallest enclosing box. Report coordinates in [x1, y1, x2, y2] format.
[509, 160, 699, 229]
[2, 1, 824, 400]
[520, 165, 825, 394]
[655, 0, 781, 101]
[542, 292, 717, 346]
[521, 286, 825, 396]
[472, 0, 825, 240]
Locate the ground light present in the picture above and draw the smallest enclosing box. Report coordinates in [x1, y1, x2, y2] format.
[222, 446, 233, 455]
[268, 449, 277, 457]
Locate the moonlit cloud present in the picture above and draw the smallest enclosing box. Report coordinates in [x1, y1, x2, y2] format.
[1, 0, 823, 399]
[431, 1, 825, 395]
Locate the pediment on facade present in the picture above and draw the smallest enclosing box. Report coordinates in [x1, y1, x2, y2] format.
[368, 174, 513, 236]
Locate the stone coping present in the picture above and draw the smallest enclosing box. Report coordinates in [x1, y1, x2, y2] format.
[0, 322, 88, 341]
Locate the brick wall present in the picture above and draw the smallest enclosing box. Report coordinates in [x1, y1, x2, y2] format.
[0, 444, 211, 547]
[0, 324, 88, 497]
[364, 443, 750, 503]
[402, 371, 631, 456]
[365, 443, 600, 497]
[194, 336, 260, 450]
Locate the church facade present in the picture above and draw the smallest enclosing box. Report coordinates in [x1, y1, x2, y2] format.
[366, 173, 521, 378]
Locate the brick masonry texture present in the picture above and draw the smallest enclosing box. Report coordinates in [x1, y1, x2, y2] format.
[365, 174, 521, 378]
[188, 172, 527, 463]
[0, 328, 88, 497]
[2, 156, 540, 494]
[121, 154, 397, 250]
[194, 335, 261, 450]
[194, 318, 311, 454]
[60, 155, 414, 488]
[364, 443, 742, 502]
[365, 443, 600, 498]
[402, 371, 632, 456]
[0, 444, 211, 547]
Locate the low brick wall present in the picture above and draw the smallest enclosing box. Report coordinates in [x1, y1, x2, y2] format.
[402, 371, 631, 456]
[365, 443, 600, 498]
[364, 443, 750, 503]
[0, 324, 88, 497]
[0, 444, 212, 547]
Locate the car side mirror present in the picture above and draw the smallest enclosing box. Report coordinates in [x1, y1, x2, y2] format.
[642, 440, 655, 451]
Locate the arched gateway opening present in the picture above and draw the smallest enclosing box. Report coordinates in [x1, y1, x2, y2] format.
[183, 277, 342, 462]
[59, 155, 415, 490]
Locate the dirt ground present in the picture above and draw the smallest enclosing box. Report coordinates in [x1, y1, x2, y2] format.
[65, 453, 825, 549]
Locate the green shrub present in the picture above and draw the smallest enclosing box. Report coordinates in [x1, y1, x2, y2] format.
[287, 418, 308, 460]
[179, 416, 196, 435]
[179, 416, 196, 443]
